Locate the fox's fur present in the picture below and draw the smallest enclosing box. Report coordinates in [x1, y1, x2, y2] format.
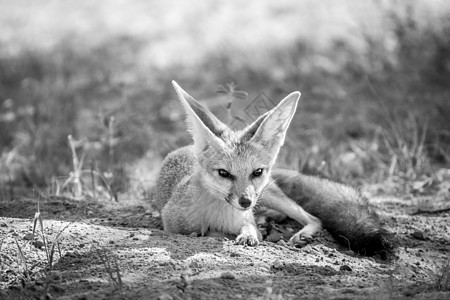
[153, 81, 396, 256]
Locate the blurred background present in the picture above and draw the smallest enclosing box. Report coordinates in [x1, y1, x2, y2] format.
[1, 0, 449, 199]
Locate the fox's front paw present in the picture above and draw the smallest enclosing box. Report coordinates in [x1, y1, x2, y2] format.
[235, 233, 259, 247]
[288, 224, 320, 247]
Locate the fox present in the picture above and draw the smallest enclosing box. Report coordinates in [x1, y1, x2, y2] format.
[152, 81, 395, 257]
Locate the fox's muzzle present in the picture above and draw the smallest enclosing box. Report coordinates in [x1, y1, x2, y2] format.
[238, 195, 252, 209]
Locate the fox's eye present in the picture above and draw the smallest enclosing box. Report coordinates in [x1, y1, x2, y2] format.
[218, 169, 231, 179]
[252, 168, 263, 177]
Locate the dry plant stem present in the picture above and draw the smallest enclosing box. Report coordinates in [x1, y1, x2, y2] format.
[57, 134, 115, 201]
[216, 82, 248, 125]
[31, 202, 76, 293]
[8, 173, 13, 201]
[97, 249, 123, 290]
[0, 237, 4, 274]
[65, 135, 85, 198]
[436, 260, 450, 291]
[91, 161, 97, 201]
[50, 177, 61, 196]
[42, 221, 73, 294]
[367, 77, 431, 179]
[81, 169, 115, 201]
[14, 237, 30, 282]
[0, 180, 4, 201]
[107, 116, 116, 173]
[33, 211, 49, 263]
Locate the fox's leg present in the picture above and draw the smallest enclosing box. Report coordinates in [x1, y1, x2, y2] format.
[205, 225, 260, 246]
[207, 221, 260, 246]
[260, 184, 322, 245]
[233, 212, 260, 246]
[235, 222, 260, 246]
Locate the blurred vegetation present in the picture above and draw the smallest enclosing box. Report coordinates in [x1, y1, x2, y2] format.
[0, 1, 449, 199]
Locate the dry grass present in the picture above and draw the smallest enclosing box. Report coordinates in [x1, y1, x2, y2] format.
[96, 248, 123, 291]
[0, 0, 449, 196]
[436, 260, 450, 291]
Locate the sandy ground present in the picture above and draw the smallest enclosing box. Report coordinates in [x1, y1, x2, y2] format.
[0, 179, 449, 300]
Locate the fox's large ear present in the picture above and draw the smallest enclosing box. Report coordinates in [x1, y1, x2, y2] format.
[246, 91, 300, 160]
[240, 110, 270, 142]
[172, 81, 228, 154]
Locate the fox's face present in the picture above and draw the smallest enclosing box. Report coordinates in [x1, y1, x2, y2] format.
[197, 139, 275, 210]
[172, 81, 300, 210]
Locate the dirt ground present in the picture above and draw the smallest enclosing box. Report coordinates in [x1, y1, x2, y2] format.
[1, 175, 449, 300]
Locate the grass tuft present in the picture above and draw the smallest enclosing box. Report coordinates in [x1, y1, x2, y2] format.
[436, 260, 450, 291]
[96, 248, 123, 291]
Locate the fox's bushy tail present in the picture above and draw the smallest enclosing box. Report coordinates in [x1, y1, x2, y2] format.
[271, 169, 397, 258]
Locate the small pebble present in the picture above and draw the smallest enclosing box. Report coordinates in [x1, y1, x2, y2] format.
[294, 240, 309, 248]
[258, 262, 271, 272]
[65, 251, 76, 257]
[411, 230, 426, 240]
[189, 261, 200, 269]
[272, 259, 283, 269]
[266, 232, 283, 243]
[33, 240, 45, 249]
[157, 293, 173, 300]
[342, 250, 355, 256]
[220, 271, 235, 279]
[51, 272, 62, 281]
[50, 284, 65, 293]
[277, 240, 287, 247]
[340, 265, 352, 272]
[23, 233, 34, 240]
[302, 245, 312, 254]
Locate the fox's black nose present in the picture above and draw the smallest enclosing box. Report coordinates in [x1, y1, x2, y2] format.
[238, 196, 252, 208]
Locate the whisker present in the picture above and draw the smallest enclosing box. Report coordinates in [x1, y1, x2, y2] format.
[186, 183, 227, 196]
[185, 184, 230, 205]
[206, 186, 228, 197]
[259, 178, 278, 199]
[205, 186, 237, 208]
